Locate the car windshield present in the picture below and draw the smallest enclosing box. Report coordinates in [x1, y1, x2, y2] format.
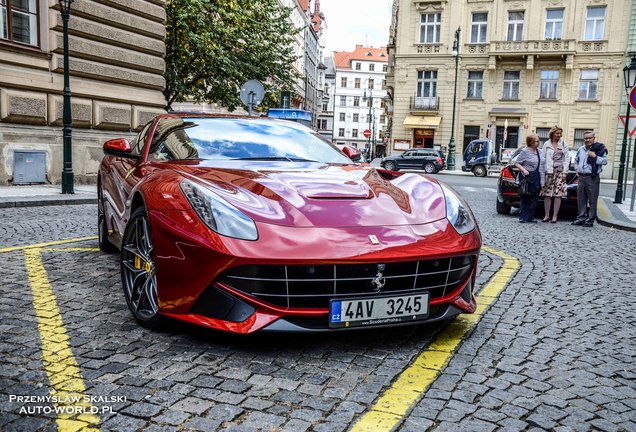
[148, 117, 350, 164]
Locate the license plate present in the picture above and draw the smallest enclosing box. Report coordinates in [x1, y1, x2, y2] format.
[329, 293, 429, 328]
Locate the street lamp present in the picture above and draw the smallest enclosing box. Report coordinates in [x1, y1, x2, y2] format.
[364, 81, 374, 159]
[59, 0, 74, 194]
[447, 27, 461, 171]
[614, 54, 636, 204]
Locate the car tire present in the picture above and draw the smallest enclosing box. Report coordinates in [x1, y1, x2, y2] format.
[496, 199, 511, 215]
[98, 184, 118, 253]
[472, 165, 487, 177]
[423, 163, 436, 173]
[120, 206, 165, 329]
[384, 161, 397, 171]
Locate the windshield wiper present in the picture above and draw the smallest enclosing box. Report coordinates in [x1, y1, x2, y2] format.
[235, 157, 318, 162]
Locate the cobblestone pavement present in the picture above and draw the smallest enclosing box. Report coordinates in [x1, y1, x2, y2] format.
[1, 182, 635, 431]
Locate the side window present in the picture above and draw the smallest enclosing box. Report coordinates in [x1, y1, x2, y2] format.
[129, 121, 153, 156]
[468, 142, 483, 154]
[147, 118, 199, 161]
[403, 151, 413, 157]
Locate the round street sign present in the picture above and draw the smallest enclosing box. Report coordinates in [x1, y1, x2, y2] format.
[363, 129, 372, 138]
[630, 86, 636, 111]
[240, 79, 265, 109]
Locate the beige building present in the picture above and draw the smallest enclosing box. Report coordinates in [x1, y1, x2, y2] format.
[386, 0, 630, 177]
[0, 0, 166, 185]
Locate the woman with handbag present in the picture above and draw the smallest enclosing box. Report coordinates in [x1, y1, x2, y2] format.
[539, 126, 569, 223]
[514, 134, 542, 223]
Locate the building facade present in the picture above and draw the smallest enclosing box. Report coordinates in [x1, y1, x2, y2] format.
[333, 45, 388, 157]
[386, 0, 630, 177]
[614, 1, 636, 184]
[317, 56, 336, 139]
[0, 0, 166, 185]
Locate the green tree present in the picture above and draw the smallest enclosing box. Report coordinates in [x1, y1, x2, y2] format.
[164, 0, 299, 112]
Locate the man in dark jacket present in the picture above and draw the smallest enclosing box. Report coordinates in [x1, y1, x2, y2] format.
[572, 130, 608, 227]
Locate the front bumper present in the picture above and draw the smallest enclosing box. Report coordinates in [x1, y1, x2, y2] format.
[149, 209, 481, 333]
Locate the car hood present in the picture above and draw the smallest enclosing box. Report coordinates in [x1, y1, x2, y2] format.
[165, 160, 447, 228]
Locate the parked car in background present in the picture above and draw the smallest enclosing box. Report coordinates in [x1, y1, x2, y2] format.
[496, 148, 578, 215]
[380, 148, 445, 173]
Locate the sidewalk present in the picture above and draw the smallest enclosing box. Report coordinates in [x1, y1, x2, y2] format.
[0, 184, 97, 208]
[1, 172, 635, 232]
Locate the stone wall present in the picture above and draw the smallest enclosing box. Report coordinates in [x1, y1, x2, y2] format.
[0, 0, 166, 185]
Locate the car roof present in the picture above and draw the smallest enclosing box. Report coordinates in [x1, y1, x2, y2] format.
[160, 112, 264, 120]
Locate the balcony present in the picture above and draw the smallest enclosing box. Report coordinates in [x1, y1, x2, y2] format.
[489, 39, 575, 57]
[410, 96, 439, 112]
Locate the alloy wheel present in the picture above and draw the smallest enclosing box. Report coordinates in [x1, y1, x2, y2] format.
[121, 207, 161, 325]
[424, 163, 436, 173]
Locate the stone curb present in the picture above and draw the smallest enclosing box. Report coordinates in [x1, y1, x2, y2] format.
[0, 198, 97, 209]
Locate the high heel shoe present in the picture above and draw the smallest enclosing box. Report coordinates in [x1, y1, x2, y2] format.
[541, 218, 550, 223]
[551, 219, 557, 223]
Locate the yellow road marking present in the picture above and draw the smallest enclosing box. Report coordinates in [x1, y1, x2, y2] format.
[350, 247, 519, 432]
[24, 248, 100, 432]
[45, 248, 101, 253]
[0, 236, 98, 254]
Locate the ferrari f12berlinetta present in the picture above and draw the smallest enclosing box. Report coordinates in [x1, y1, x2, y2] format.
[98, 113, 481, 333]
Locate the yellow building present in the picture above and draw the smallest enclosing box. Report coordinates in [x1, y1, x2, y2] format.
[386, 0, 629, 177]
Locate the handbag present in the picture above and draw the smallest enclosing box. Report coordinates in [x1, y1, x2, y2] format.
[518, 175, 531, 195]
[518, 170, 540, 196]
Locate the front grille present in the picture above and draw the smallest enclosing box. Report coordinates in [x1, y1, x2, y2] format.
[216, 256, 474, 309]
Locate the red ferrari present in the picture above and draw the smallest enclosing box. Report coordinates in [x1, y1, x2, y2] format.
[98, 113, 481, 333]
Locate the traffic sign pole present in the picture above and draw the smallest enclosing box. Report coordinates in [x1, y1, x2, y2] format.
[616, 92, 633, 203]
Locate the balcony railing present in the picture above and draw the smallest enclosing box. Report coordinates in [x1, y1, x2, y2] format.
[578, 40, 607, 52]
[410, 96, 439, 111]
[489, 39, 575, 56]
[465, 43, 489, 55]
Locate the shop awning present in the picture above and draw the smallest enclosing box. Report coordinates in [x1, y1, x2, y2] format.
[402, 115, 442, 129]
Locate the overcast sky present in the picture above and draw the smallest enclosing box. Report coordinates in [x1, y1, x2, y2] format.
[317, 0, 393, 54]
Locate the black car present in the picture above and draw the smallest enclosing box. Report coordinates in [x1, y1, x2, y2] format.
[381, 148, 445, 173]
[496, 149, 578, 215]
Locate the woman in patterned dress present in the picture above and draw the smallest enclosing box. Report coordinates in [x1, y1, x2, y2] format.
[540, 126, 569, 223]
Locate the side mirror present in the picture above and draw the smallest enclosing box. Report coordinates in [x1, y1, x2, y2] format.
[341, 146, 361, 162]
[103, 138, 132, 156]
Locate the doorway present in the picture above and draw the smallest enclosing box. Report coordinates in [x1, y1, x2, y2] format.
[413, 129, 434, 148]
[495, 126, 519, 161]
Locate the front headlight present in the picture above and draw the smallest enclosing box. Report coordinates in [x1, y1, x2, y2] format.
[180, 179, 258, 241]
[440, 184, 476, 235]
